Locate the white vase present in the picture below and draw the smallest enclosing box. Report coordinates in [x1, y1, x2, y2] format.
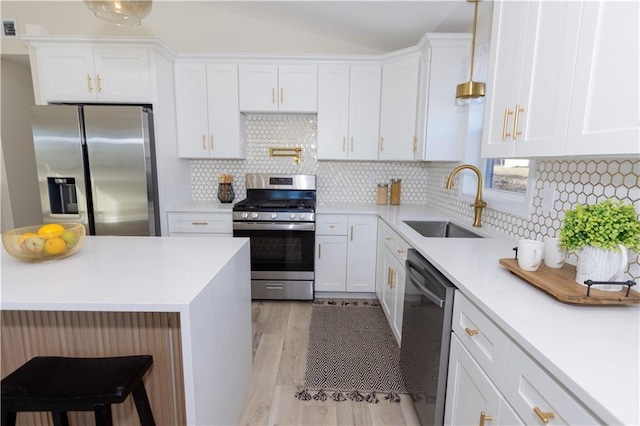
[575, 244, 628, 291]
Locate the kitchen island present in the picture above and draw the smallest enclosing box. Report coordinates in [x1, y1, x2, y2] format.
[1, 236, 252, 426]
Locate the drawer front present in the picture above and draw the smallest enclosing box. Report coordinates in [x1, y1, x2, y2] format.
[380, 221, 410, 264]
[503, 343, 601, 425]
[316, 214, 348, 235]
[452, 291, 510, 386]
[167, 212, 232, 234]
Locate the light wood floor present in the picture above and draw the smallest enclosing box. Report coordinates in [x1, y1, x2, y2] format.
[238, 300, 420, 426]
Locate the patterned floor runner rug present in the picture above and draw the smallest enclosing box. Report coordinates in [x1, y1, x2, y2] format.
[295, 299, 408, 404]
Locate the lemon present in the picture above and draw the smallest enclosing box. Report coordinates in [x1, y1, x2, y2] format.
[18, 232, 38, 244]
[38, 223, 65, 240]
[44, 237, 67, 255]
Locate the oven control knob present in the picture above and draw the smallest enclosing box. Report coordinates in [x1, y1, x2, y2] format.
[251, 212, 259, 219]
[242, 212, 249, 219]
[300, 213, 306, 220]
[271, 213, 277, 219]
[290, 213, 296, 219]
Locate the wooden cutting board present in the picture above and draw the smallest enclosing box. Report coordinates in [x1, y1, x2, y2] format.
[499, 258, 639, 305]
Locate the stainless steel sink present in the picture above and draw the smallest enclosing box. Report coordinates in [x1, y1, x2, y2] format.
[403, 221, 482, 238]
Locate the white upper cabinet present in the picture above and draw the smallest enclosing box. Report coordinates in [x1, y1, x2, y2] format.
[483, 0, 639, 158]
[482, 1, 581, 158]
[238, 64, 318, 113]
[564, 1, 639, 156]
[317, 64, 381, 160]
[174, 62, 243, 159]
[415, 35, 471, 161]
[379, 55, 420, 161]
[35, 46, 152, 103]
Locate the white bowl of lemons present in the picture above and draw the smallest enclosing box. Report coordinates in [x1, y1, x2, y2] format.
[2, 223, 86, 263]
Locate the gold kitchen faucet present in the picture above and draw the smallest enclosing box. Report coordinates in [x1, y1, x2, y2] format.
[445, 164, 487, 227]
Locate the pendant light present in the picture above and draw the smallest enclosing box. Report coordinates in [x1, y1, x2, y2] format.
[84, 0, 152, 27]
[456, 0, 485, 103]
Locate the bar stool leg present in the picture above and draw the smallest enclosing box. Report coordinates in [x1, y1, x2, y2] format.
[132, 382, 156, 426]
[93, 404, 113, 426]
[52, 411, 69, 426]
[1, 407, 16, 426]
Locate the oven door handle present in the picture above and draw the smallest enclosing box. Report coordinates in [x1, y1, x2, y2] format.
[233, 222, 316, 231]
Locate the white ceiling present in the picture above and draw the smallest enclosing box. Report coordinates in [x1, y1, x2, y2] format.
[202, 1, 492, 52]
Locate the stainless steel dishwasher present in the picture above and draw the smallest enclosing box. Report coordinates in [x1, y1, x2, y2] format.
[400, 249, 456, 426]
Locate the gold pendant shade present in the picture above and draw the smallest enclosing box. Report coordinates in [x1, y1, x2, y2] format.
[456, 0, 485, 102]
[84, 0, 152, 27]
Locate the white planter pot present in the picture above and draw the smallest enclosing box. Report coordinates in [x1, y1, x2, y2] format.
[575, 244, 628, 291]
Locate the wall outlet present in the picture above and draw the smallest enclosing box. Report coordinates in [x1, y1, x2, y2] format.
[541, 182, 557, 213]
[368, 172, 377, 184]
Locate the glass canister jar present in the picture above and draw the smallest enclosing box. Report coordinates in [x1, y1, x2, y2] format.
[390, 179, 401, 205]
[377, 183, 389, 205]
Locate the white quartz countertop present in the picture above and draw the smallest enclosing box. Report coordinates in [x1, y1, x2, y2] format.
[1, 236, 250, 312]
[319, 202, 639, 425]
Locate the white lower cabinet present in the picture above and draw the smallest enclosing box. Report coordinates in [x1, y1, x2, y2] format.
[167, 212, 232, 236]
[315, 214, 377, 293]
[376, 219, 411, 345]
[447, 292, 602, 426]
[445, 335, 524, 426]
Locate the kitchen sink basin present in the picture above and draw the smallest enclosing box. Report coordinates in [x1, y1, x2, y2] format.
[403, 220, 482, 238]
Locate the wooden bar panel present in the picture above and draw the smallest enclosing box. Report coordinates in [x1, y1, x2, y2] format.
[1, 311, 186, 426]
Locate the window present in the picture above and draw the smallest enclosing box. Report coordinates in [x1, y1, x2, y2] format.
[459, 103, 535, 218]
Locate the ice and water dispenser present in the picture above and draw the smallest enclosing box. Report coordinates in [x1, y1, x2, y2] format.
[47, 177, 79, 215]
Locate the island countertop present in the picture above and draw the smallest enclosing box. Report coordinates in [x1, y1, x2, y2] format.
[1, 236, 249, 312]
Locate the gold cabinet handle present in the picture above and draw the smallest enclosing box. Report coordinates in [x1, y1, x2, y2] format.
[513, 104, 525, 139]
[465, 327, 479, 336]
[87, 75, 93, 93]
[318, 244, 322, 259]
[202, 134, 206, 150]
[329, 224, 335, 229]
[479, 411, 493, 426]
[350, 226, 353, 241]
[533, 407, 555, 424]
[385, 236, 393, 241]
[350, 136, 354, 152]
[97, 74, 102, 93]
[272, 88, 276, 104]
[387, 267, 392, 287]
[280, 87, 284, 104]
[412, 136, 417, 152]
[210, 135, 214, 150]
[397, 249, 405, 255]
[380, 137, 385, 151]
[342, 136, 346, 152]
[502, 107, 513, 140]
[391, 268, 395, 289]
[191, 222, 208, 225]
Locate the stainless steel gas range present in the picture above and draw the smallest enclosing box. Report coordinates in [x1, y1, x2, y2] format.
[232, 174, 316, 300]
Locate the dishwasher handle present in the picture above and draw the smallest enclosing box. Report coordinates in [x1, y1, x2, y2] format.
[406, 259, 446, 308]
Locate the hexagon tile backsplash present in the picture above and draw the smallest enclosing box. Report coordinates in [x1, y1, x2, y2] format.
[191, 114, 640, 281]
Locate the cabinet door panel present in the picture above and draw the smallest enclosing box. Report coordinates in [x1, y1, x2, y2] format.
[175, 63, 210, 158]
[379, 56, 420, 160]
[207, 64, 243, 159]
[93, 48, 151, 102]
[315, 235, 347, 292]
[277, 65, 318, 112]
[317, 66, 350, 160]
[346, 216, 377, 292]
[565, 1, 640, 156]
[348, 65, 381, 160]
[37, 47, 96, 102]
[481, 1, 527, 158]
[514, 1, 581, 157]
[238, 65, 278, 112]
[445, 335, 502, 426]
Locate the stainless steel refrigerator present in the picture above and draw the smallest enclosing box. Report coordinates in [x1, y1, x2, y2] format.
[30, 105, 160, 236]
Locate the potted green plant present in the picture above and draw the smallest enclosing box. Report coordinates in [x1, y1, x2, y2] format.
[560, 200, 640, 290]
